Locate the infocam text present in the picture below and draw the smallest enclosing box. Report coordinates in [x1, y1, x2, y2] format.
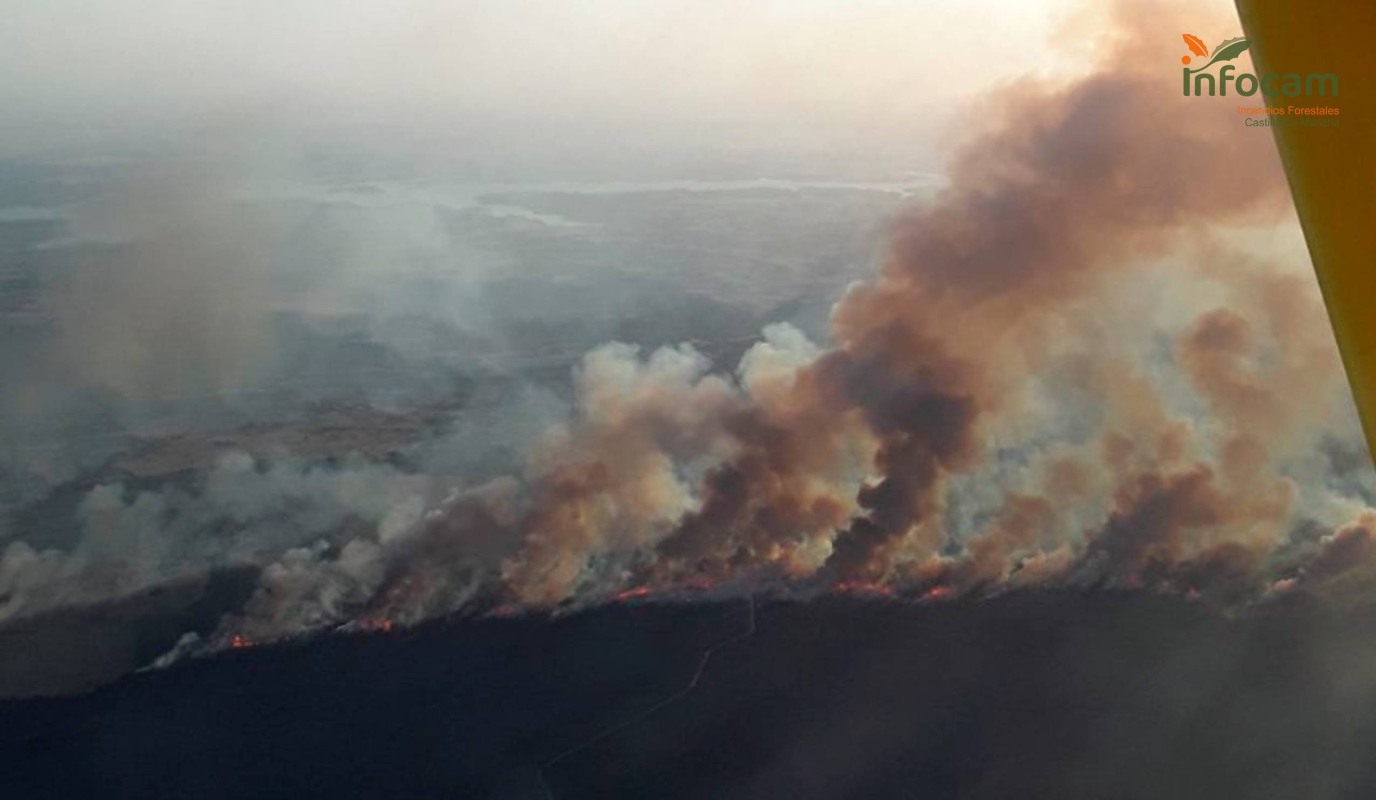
[1183, 65, 1338, 97]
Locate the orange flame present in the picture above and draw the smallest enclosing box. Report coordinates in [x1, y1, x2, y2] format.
[834, 580, 896, 598]
[613, 586, 652, 602]
[919, 585, 953, 602]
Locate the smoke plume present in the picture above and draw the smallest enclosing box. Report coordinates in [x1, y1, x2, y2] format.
[190, 0, 1374, 648]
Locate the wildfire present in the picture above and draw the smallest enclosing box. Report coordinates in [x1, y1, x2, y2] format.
[357, 618, 396, 633]
[682, 574, 717, 592]
[918, 585, 953, 603]
[229, 634, 253, 649]
[612, 585, 652, 603]
[834, 580, 896, 598]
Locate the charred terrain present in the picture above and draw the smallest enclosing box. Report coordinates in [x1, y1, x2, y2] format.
[5, 592, 1376, 800]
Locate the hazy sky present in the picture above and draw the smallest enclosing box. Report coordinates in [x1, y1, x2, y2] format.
[2, 0, 1076, 171]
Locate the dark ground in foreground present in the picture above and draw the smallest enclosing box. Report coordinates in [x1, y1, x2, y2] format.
[3, 591, 1376, 799]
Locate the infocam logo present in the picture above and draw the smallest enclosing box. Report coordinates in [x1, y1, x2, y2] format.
[1180, 33, 1338, 97]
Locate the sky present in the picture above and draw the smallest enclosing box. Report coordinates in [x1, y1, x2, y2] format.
[0, 0, 1075, 172]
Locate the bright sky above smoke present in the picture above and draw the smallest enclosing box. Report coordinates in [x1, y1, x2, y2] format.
[1, 0, 1079, 160]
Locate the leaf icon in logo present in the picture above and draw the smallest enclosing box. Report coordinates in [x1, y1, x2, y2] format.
[1182, 34, 1209, 57]
[1193, 37, 1251, 71]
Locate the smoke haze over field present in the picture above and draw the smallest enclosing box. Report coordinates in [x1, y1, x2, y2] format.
[270, 0, 1371, 630]
[0, 0, 1070, 176]
[2, 0, 1375, 692]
